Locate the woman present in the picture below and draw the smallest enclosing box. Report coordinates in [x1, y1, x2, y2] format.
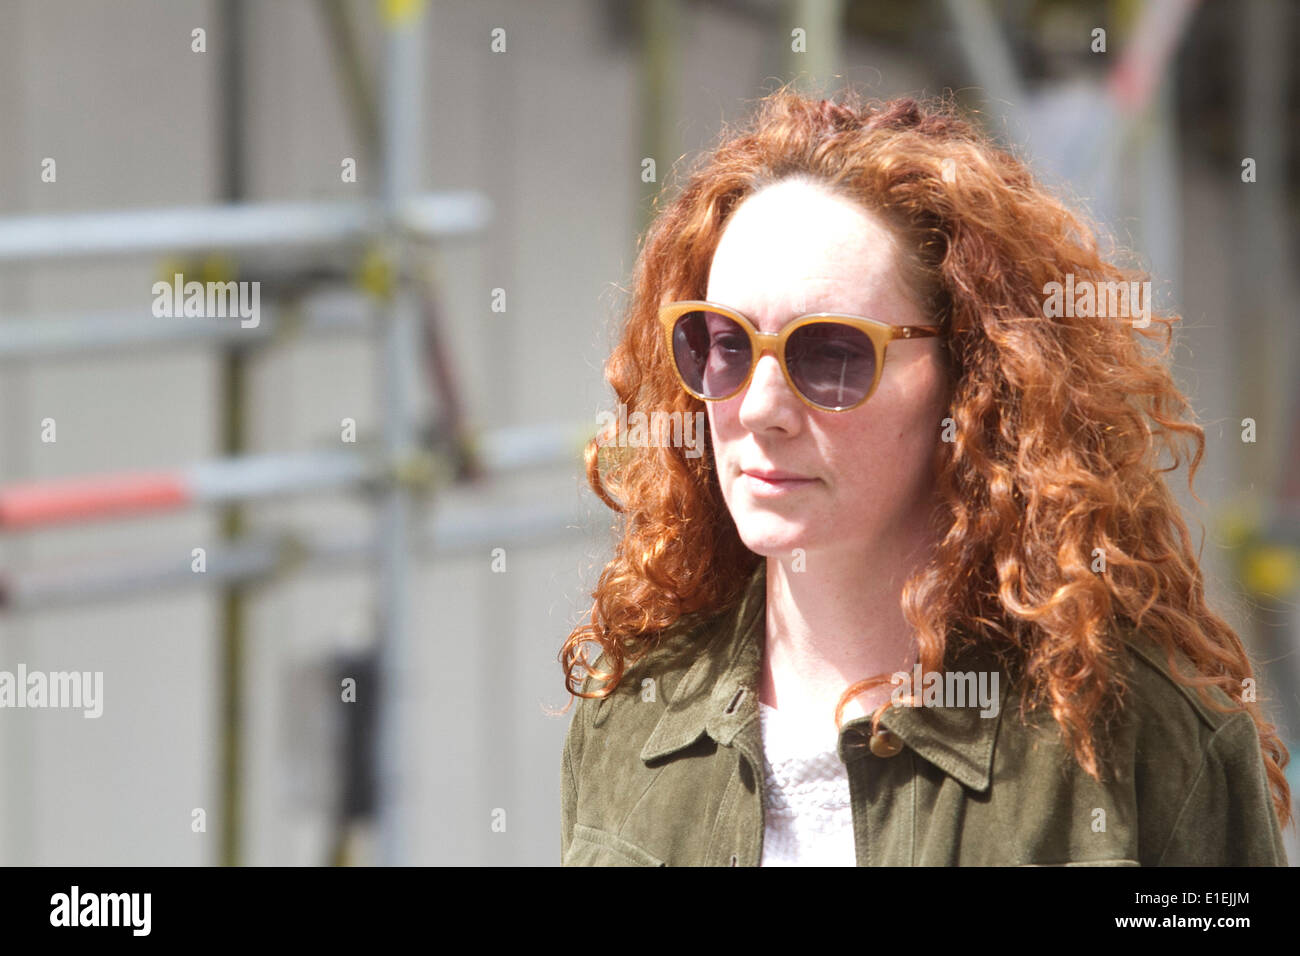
[559, 85, 1291, 866]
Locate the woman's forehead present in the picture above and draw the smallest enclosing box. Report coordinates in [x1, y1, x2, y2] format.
[716, 186, 894, 258]
[707, 229, 913, 326]
[708, 185, 903, 303]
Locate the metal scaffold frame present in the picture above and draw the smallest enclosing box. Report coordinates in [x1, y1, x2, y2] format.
[0, 0, 591, 866]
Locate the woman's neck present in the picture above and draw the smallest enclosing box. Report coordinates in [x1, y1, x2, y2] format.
[758, 535, 932, 726]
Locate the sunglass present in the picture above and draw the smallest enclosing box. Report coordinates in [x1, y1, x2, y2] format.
[659, 301, 944, 412]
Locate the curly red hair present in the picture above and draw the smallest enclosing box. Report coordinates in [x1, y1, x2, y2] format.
[561, 83, 1291, 828]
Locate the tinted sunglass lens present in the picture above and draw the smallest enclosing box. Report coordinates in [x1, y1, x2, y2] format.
[786, 323, 877, 409]
[671, 310, 752, 398]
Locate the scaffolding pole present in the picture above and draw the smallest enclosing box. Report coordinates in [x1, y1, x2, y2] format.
[0, 192, 488, 263]
[374, 0, 426, 868]
[0, 500, 594, 612]
[0, 420, 592, 530]
[216, 0, 250, 870]
[0, 299, 369, 359]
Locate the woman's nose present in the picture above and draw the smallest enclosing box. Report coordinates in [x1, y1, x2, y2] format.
[738, 351, 801, 424]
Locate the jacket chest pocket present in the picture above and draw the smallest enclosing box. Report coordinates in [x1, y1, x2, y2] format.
[564, 823, 666, 867]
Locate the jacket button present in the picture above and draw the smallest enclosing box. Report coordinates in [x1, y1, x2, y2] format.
[869, 730, 903, 757]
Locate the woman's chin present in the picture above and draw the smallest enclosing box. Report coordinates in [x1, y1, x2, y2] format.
[735, 522, 815, 557]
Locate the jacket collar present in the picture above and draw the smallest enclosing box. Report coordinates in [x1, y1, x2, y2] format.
[639, 559, 1006, 794]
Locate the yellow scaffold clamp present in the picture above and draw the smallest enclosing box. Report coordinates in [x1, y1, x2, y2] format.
[381, 0, 426, 28]
[356, 245, 397, 301]
[1220, 499, 1300, 598]
[1242, 545, 1300, 598]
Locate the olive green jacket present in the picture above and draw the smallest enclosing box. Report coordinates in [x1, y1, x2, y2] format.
[561, 561, 1290, 866]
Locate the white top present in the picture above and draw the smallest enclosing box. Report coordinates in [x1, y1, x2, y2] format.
[758, 701, 857, 866]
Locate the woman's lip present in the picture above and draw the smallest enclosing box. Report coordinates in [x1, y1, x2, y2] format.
[741, 472, 816, 493]
[742, 470, 812, 481]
